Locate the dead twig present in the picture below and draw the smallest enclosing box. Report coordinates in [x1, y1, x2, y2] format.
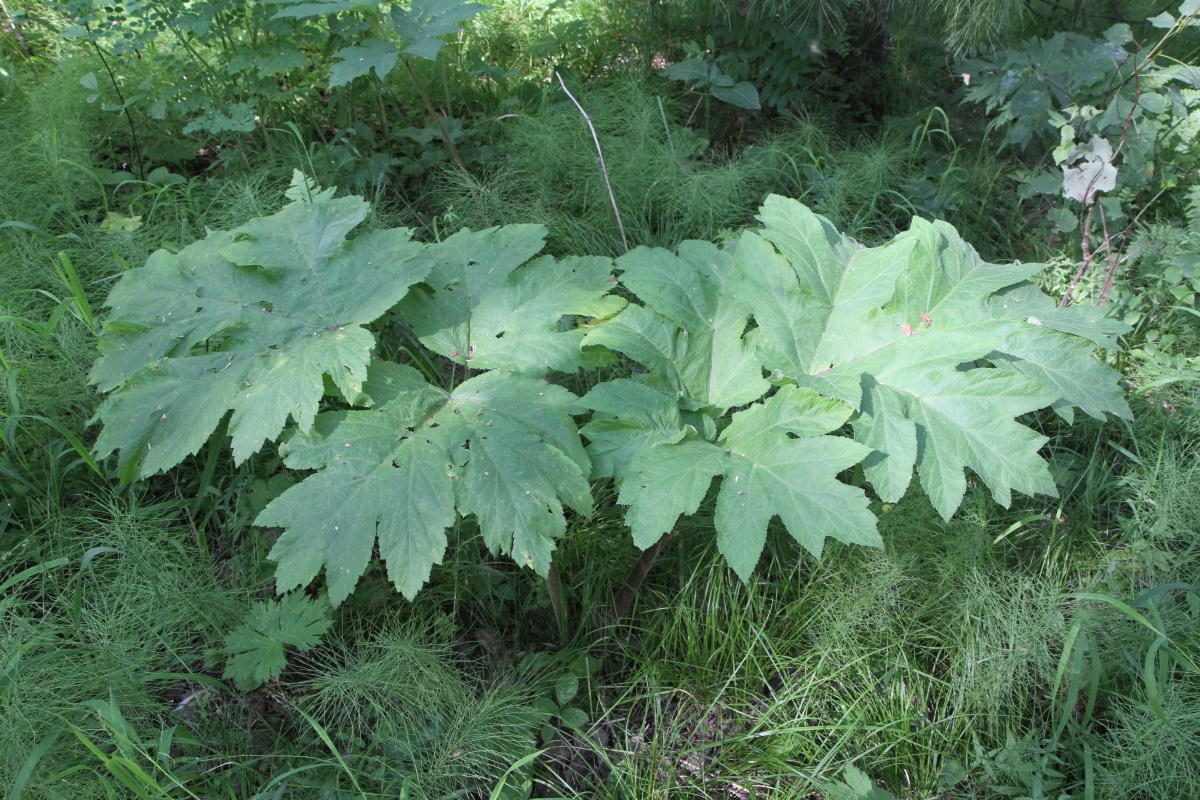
[555, 71, 629, 253]
[1060, 204, 1096, 308]
[1098, 201, 1120, 304]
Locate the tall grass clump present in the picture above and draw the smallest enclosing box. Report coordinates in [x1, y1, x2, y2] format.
[0, 59, 108, 226]
[944, 570, 1068, 729]
[435, 81, 1027, 262]
[1095, 683, 1200, 800]
[435, 80, 764, 254]
[0, 499, 244, 799]
[1118, 435, 1200, 576]
[300, 615, 538, 798]
[540, 519, 960, 797]
[0, 293, 95, 426]
[542, 482, 1137, 797]
[1084, 414, 1200, 799]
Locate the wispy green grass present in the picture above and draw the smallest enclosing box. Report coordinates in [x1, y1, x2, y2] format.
[433, 80, 1036, 266]
[300, 615, 538, 798]
[434, 79, 764, 255]
[1, 499, 245, 799]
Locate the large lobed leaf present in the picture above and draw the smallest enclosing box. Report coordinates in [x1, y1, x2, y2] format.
[734, 195, 1131, 519]
[584, 384, 879, 580]
[579, 241, 875, 576]
[89, 178, 1130, 601]
[395, 225, 625, 373]
[581, 194, 1129, 579]
[581, 240, 767, 412]
[258, 362, 593, 603]
[90, 173, 430, 482]
[271, 0, 487, 87]
[390, 0, 489, 61]
[91, 195, 622, 604]
[330, 39, 399, 87]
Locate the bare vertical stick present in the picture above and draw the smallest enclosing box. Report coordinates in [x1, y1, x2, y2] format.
[555, 71, 629, 253]
[1097, 202, 1120, 305]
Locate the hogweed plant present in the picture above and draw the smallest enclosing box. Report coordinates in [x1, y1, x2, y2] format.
[90, 172, 1130, 611]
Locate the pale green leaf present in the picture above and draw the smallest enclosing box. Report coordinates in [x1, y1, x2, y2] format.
[459, 428, 587, 574]
[711, 81, 760, 110]
[391, 0, 488, 61]
[257, 364, 591, 604]
[595, 241, 768, 410]
[256, 364, 454, 603]
[397, 226, 621, 373]
[838, 343, 1057, 521]
[182, 102, 257, 135]
[901, 369, 1058, 519]
[891, 217, 1045, 319]
[617, 387, 877, 574]
[715, 388, 877, 576]
[581, 304, 683, 385]
[254, 45, 310, 77]
[988, 328, 1131, 420]
[620, 438, 727, 548]
[579, 379, 686, 480]
[91, 173, 430, 481]
[745, 198, 915, 373]
[92, 354, 245, 481]
[267, 0, 377, 20]
[660, 59, 710, 83]
[851, 381, 917, 503]
[734, 195, 1127, 520]
[986, 282, 1131, 350]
